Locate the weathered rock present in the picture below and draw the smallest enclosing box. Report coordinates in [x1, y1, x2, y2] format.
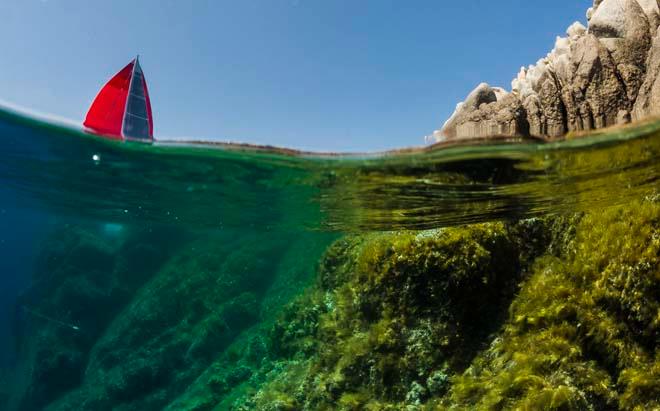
[439, 83, 498, 140]
[461, 82, 498, 109]
[455, 93, 528, 138]
[589, 0, 644, 38]
[591, 0, 651, 104]
[636, 0, 660, 29]
[567, 21, 587, 38]
[435, 0, 659, 141]
[563, 33, 629, 131]
[524, 70, 567, 137]
[634, 26, 660, 118]
[439, 83, 495, 140]
[438, 84, 527, 140]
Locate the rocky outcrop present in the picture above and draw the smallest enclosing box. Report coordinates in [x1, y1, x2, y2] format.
[634, 26, 660, 118]
[436, 0, 660, 141]
[440, 83, 528, 139]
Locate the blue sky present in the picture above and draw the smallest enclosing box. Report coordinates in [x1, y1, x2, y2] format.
[0, 1, 589, 151]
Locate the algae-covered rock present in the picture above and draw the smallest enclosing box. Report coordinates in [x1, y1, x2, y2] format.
[236, 197, 660, 410]
[8, 224, 334, 411]
[8, 183, 659, 410]
[449, 199, 660, 410]
[239, 220, 557, 410]
[42, 232, 289, 411]
[9, 224, 185, 411]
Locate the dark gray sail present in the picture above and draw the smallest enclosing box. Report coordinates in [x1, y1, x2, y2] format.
[122, 58, 151, 140]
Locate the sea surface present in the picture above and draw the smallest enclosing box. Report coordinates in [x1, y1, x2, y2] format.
[0, 108, 658, 410]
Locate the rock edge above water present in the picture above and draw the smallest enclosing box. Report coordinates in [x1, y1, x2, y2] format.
[435, 0, 660, 141]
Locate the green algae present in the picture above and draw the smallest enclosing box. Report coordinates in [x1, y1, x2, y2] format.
[449, 199, 660, 411]
[233, 221, 549, 410]
[232, 198, 660, 411]
[8, 198, 660, 410]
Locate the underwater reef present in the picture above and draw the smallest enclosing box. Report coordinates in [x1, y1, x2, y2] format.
[5, 223, 335, 411]
[6, 193, 659, 410]
[232, 197, 660, 410]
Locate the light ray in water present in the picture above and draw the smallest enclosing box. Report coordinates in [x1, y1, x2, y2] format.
[22, 306, 80, 332]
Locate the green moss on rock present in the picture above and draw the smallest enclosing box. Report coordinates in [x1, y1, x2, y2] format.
[239, 199, 660, 410]
[8, 192, 659, 410]
[243, 219, 552, 410]
[449, 199, 660, 410]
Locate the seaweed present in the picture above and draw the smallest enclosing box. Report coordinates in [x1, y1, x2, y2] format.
[7, 191, 660, 410]
[239, 198, 660, 410]
[449, 199, 660, 410]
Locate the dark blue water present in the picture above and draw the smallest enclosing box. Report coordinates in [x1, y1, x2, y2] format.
[0, 190, 47, 368]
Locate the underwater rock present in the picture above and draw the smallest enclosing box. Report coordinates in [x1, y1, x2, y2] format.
[231, 197, 660, 410]
[8, 194, 660, 410]
[8, 225, 185, 411]
[435, 0, 660, 141]
[234, 220, 560, 410]
[6, 223, 334, 411]
[448, 199, 660, 410]
[39, 232, 289, 411]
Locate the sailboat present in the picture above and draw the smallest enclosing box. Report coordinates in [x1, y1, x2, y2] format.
[83, 56, 154, 142]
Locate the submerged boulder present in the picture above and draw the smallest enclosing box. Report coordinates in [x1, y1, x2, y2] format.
[8, 225, 185, 411]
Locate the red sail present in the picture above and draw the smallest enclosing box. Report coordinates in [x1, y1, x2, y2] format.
[83, 61, 134, 139]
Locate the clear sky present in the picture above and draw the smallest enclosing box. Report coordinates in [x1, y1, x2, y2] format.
[0, 1, 590, 151]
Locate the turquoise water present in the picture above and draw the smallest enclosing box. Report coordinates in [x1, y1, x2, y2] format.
[0, 108, 658, 410]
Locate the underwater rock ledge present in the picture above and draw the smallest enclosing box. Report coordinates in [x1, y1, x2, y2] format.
[436, 0, 660, 142]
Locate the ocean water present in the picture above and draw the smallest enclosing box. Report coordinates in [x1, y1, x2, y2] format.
[0, 108, 658, 410]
